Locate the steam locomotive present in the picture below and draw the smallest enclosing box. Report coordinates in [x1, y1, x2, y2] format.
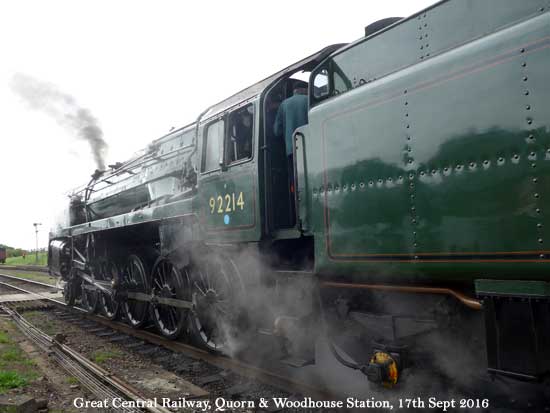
[49, 0, 550, 397]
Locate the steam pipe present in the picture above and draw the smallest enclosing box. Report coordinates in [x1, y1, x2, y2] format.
[81, 144, 193, 195]
[320, 281, 482, 311]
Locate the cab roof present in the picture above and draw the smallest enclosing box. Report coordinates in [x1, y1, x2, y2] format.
[200, 43, 346, 122]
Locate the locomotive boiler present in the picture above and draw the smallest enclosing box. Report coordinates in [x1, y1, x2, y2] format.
[49, 0, 550, 396]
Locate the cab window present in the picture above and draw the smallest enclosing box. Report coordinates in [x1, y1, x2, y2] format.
[310, 60, 353, 106]
[332, 59, 353, 95]
[333, 70, 350, 95]
[226, 104, 253, 164]
[313, 68, 329, 99]
[201, 118, 224, 172]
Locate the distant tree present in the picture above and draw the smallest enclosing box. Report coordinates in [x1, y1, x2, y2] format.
[0, 244, 29, 258]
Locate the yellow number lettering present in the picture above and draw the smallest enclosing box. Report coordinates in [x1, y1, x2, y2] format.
[237, 192, 244, 210]
[210, 192, 244, 215]
[209, 197, 215, 214]
[224, 194, 231, 212]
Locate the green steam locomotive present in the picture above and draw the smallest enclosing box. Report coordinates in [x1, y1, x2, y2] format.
[49, 0, 550, 398]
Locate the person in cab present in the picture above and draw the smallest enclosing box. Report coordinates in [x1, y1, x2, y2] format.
[273, 83, 308, 177]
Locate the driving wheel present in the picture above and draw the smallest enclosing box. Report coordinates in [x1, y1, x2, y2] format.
[189, 253, 244, 353]
[150, 257, 189, 339]
[98, 260, 120, 320]
[80, 278, 98, 313]
[121, 254, 149, 328]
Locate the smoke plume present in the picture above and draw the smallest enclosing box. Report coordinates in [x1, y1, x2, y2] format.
[10, 73, 108, 170]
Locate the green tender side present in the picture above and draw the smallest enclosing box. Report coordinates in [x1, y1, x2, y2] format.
[306, 1, 550, 281]
[475, 279, 550, 297]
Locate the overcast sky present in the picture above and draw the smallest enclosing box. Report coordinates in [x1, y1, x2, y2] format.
[0, 0, 433, 250]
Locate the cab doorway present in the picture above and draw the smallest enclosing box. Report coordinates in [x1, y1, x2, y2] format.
[263, 71, 310, 232]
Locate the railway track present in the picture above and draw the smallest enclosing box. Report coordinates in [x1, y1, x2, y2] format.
[3, 273, 547, 411]
[0, 273, 60, 295]
[0, 304, 170, 413]
[0, 264, 49, 273]
[0, 271, 331, 403]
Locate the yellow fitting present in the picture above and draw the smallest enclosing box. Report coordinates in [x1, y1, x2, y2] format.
[370, 351, 399, 388]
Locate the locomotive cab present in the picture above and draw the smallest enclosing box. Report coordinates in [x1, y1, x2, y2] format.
[196, 44, 344, 245]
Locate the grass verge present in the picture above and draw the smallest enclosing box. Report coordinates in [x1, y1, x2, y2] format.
[23, 311, 57, 335]
[91, 349, 121, 364]
[0, 371, 28, 392]
[5, 252, 48, 266]
[0, 323, 38, 394]
[0, 269, 57, 286]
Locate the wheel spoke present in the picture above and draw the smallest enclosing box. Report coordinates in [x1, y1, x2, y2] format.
[214, 305, 228, 315]
[154, 278, 163, 291]
[158, 264, 164, 285]
[162, 262, 169, 285]
[168, 308, 178, 330]
[170, 269, 179, 290]
[194, 281, 206, 296]
[199, 268, 209, 291]
[205, 266, 215, 291]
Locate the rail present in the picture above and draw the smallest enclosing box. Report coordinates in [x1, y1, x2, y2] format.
[0, 272, 332, 400]
[0, 304, 171, 413]
[0, 264, 49, 273]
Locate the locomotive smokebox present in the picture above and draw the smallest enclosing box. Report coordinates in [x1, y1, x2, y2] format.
[48, 239, 70, 279]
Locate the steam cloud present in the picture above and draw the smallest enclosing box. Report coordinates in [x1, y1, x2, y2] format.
[10, 73, 108, 170]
